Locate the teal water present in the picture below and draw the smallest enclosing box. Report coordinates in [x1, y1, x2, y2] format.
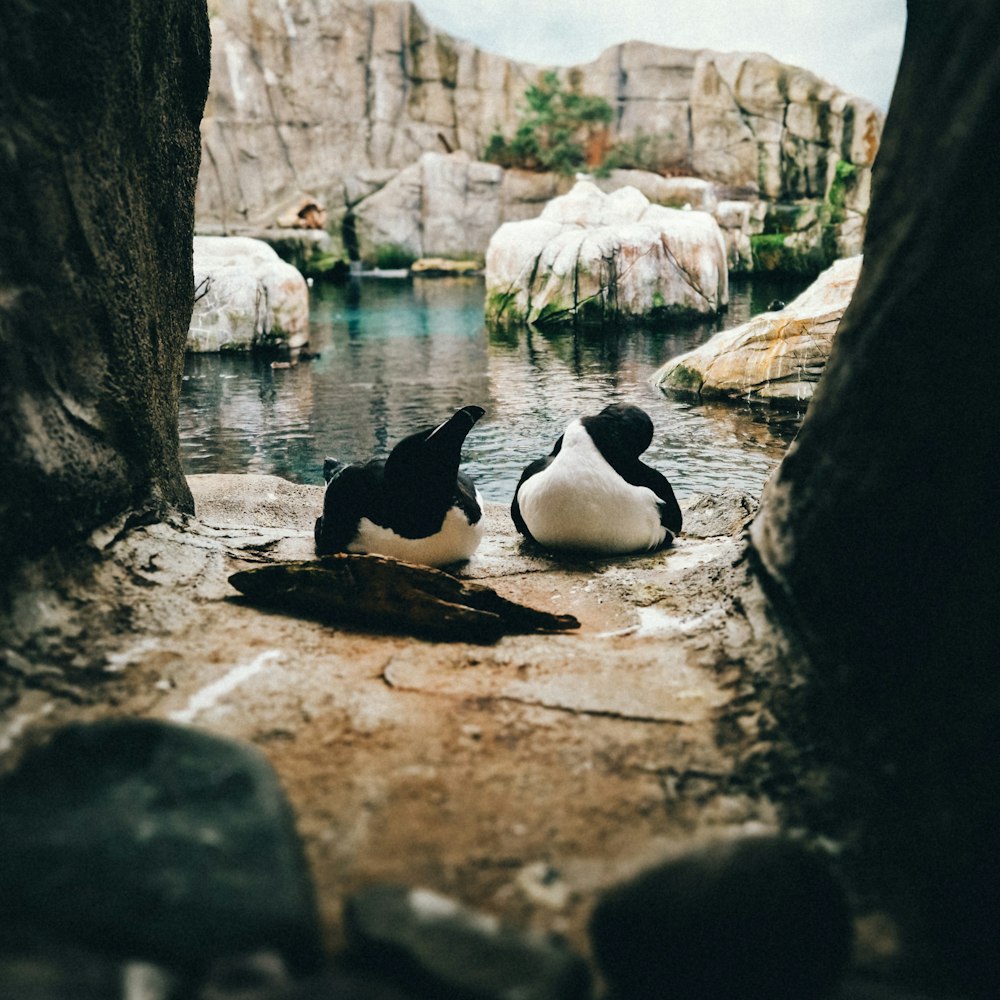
[179, 275, 808, 503]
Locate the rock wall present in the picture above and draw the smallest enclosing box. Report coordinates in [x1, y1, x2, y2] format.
[198, 0, 882, 254]
[0, 1, 211, 569]
[750, 0, 1000, 990]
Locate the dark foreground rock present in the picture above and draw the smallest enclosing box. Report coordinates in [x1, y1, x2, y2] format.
[0, 718, 323, 973]
[0, 1, 209, 569]
[589, 836, 852, 1000]
[343, 884, 592, 1000]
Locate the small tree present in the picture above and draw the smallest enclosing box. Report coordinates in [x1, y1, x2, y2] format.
[485, 71, 613, 175]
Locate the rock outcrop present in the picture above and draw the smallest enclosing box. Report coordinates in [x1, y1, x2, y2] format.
[198, 0, 881, 271]
[485, 181, 728, 327]
[750, 1, 1000, 989]
[352, 152, 507, 266]
[190, 237, 310, 352]
[0, 0, 210, 569]
[653, 256, 862, 405]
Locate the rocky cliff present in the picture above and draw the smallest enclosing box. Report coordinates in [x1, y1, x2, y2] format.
[198, 0, 882, 265]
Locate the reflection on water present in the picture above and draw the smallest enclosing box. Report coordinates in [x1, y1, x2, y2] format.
[179, 274, 810, 503]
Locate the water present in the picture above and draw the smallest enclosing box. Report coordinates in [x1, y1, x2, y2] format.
[179, 275, 810, 503]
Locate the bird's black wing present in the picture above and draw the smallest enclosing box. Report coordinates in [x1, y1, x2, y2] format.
[629, 462, 683, 538]
[455, 471, 483, 525]
[314, 461, 384, 555]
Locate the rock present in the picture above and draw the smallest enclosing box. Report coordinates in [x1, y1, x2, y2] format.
[485, 181, 728, 327]
[714, 199, 767, 272]
[343, 885, 592, 1000]
[653, 255, 862, 405]
[0, 0, 208, 568]
[595, 171, 719, 213]
[190, 237, 310, 352]
[0, 718, 323, 972]
[681, 490, 760, 538]
[197, 2, 882, 242]
[352, 152, 504, 266]
[588, 836, 852, 1000]
[410, 258, 482, 275]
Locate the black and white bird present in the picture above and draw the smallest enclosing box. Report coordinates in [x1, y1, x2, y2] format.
[314, 405, 486, 567]
[511, 403, 682, 555]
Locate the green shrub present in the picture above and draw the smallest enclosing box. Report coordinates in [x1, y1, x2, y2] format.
[372, 244, 416, 270]
[485, 71, 613, 176]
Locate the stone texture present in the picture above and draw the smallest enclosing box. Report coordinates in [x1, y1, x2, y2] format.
[0, 718, 323, 972]
[653, 255, 862, 405]
[750, 1, 1000, 992]
[344, 885, 591, 1000]
[588, 836, 851, 1000]
[0, 0, 210, 569]
[191, 237, 310, 352]
[352, 152, 505, 265]
[197, 0, 881, 249]
[0, 478, 800, 973]
[595, 171, 719, 212]
[485, 181, 728, 327]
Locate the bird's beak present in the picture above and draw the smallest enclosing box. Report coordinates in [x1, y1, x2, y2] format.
[426, 405, 485, 443]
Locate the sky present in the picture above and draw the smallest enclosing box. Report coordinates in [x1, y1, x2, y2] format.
[414, 0, 907, 111]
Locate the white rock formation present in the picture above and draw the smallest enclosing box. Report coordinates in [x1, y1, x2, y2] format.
[652, 255, 863, 405]
[189, 237, 309, 352]
[485, 181, 728, 327]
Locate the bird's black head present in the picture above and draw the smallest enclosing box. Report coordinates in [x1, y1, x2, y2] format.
[384, 405, 485, 499]
[582, 403, 654, 460]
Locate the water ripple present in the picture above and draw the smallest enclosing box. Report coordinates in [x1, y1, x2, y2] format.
[180, 275, 808, 502]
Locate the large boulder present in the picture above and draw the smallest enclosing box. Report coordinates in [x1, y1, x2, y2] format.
[485, 181, 728, 327]
[0, 0, 209, 569]
[352, 152, 505, 266]
[749, 2, 1000, 989]
[0, 718, 323, 971]
[653, 255, 862, 405]
[190, 236, 310, 352]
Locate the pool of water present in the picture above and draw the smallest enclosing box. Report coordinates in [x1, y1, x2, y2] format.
[179, 274, 810, 504]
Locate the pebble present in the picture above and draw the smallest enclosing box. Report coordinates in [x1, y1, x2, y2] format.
[343, 884, 592, 1000]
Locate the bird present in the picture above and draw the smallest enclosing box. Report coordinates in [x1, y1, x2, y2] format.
[314, 405, 486, 567]
[511, 402, 682, 555]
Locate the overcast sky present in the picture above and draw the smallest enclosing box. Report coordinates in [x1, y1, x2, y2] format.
[414, 0, 906, 111]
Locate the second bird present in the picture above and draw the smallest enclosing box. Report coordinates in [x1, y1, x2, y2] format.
[511, 403, 682, 555]
[315, 404, 486, 567]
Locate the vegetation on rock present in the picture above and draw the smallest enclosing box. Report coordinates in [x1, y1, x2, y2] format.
[484, 71, 614, 175]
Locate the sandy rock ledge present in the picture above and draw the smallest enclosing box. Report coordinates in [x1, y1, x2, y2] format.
[0, 474, 807, 959]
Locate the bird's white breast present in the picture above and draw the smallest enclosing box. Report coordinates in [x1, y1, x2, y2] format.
[347, 491, 485, 567]
[517, 422, 667, 554]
